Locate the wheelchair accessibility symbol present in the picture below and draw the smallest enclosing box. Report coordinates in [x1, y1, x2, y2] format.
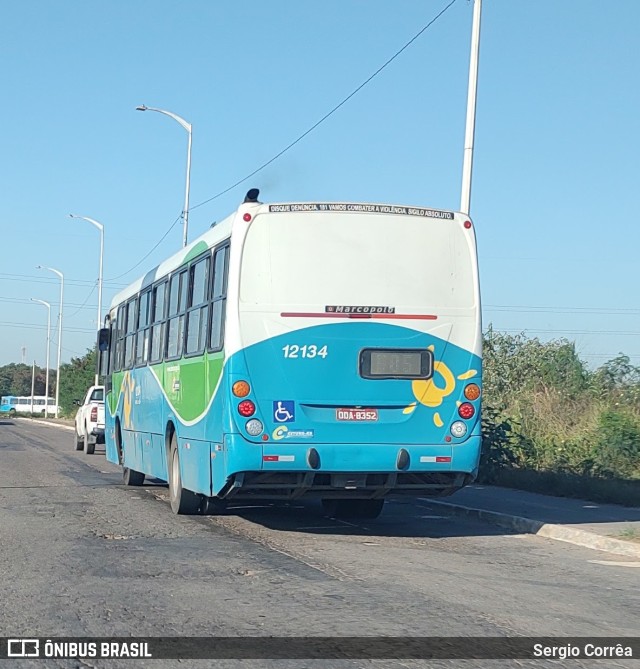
[273, 400, 295, 423]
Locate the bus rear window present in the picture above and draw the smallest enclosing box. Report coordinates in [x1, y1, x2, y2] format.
[240, 212, 476, 310]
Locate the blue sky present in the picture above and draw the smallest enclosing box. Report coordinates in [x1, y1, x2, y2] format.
[1, 0, 638, 369]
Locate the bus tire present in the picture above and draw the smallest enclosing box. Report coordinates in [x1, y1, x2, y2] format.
[322, 498, 385, 520]
[200, 496, 228, 515]
[168, 435, 199, 515]
[123, 467, 145, 486]
[115, 420, 124, 465]
[83, 431, 95, 455]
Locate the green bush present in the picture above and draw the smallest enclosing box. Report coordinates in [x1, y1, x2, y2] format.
[477, 331, 640, 504]
[479, 408, 530, 483]
[591, 410, 640, 479]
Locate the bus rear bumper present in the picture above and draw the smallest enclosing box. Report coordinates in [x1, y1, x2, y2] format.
[220, 470, 476, 501]
[216, 435, 481, 500]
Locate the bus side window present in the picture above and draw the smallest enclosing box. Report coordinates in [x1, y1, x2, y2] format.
[149, 281, 167, 364]
[115, 305, 125, 372]
[124, 297, 138, 369]
[97, 327, 110, 378]
[209, 244, 228, 352]
[106, 315, 117, 391]
[136, 289, 151, 366]
[166, 270, 187, 360]
[185, 255, 210, 355]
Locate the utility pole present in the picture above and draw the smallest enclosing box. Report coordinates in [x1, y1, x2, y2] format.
[30, 361, 36, 416]
[460, 0, 482, 216]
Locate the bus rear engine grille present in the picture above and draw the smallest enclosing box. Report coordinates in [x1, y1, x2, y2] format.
[223, 471, 472, 501]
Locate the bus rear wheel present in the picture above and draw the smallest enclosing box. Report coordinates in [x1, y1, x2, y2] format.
[321, 498, 385, 520]
[168, 435, 200, 515]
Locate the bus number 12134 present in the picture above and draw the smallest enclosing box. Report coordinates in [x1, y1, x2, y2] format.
[282, 344, 328, 359]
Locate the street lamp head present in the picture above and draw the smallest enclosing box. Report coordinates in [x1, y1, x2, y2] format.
[70, 213, 104, 231]
[136, 105, 148, 112]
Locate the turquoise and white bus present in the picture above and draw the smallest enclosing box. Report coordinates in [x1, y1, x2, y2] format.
[0, 396, 18, 416]
[99, 190, 482, 518]
[1, 395, 58, 416]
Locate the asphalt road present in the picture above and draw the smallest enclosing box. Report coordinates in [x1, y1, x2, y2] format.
[0, 419, 638, 669]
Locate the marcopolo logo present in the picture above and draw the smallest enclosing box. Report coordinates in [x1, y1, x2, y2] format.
[325, 305, 395, 314]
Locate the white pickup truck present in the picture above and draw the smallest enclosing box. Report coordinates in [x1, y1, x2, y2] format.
[74, 385, 105, 455]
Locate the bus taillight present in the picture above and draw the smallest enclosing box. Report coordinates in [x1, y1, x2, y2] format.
[238, 400, 256, 417]
[232, 381, 251, 397]
[464, 383, 481, 400]
[450, 421, 467, 438]
[458, 402, 475, 420]
[245, 419, 263, 436]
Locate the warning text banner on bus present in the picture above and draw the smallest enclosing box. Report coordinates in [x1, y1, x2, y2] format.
[268, 203, 455, 219]
[2, 637, 637, 660]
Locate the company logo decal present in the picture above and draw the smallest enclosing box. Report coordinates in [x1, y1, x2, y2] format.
[326, 305, 395, 314]
[271, 426, 314, 441]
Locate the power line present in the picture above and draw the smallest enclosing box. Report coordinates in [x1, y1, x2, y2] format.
[0, 273, 127, 288]
[189, 0, 460, 212]
[0, 321, 95, 333]
[105, 214, 182, 282]
[0, 296, 94, 311]
[484, 305, 640, 316]
[579, 353, 640, 359]
[495, 328, 640, 336]
[64, 283, 98, 319]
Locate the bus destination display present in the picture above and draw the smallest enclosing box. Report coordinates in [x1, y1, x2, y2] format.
[360, 349, 433, 380]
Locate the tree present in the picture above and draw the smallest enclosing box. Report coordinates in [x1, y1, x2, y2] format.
[58, 348, 97, 416]
[0, 363, 47, 397]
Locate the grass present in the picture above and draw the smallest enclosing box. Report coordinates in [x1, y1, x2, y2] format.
[618, 527, 640, 543]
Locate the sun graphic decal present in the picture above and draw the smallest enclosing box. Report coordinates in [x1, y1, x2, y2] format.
[402, 344, 479, 428]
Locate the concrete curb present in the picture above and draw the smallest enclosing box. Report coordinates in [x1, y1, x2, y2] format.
[18, 418, 75, 432]
[426, 499, 640, 559]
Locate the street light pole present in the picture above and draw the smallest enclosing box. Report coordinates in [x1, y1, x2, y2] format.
[136, 104, 192, 248]
[69, 214, 104, 385]
[460, 0, 482, 216]
[31, 298, 51, 417]
[36, 265, 64, 418]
